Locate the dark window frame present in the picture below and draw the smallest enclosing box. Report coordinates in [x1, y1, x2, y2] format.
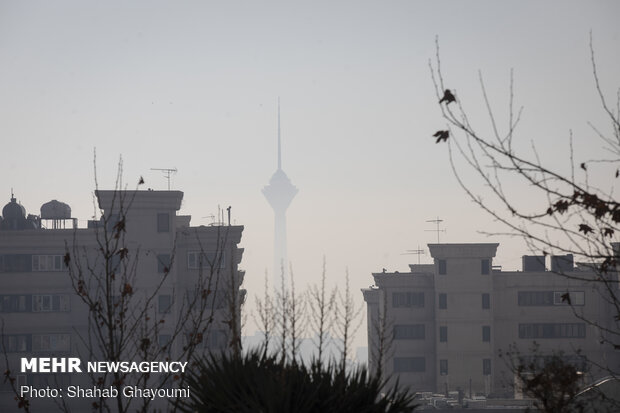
[481, 259, 490, 275]
[482, 293, 490, 309]
[393, 357, 426, 373]
[439, 326, 448, 342]
[393, 324, 425, 340]
[483, 359, 491, 375]
[157, 254, 172, 273]
[440, 359, 448, 375]
[187, 251, 226, 270]
[157, 212, 170, 233]
[158, 334, 172, 349]
[438, 293, 447, 309]
[518, 323, 586, 339]
[392, 292, 425, 308]
[482, 326, 491, 342]
[518, 291, 585, 306]
[438, 259, 447, 275]
[158, 295, 172, 314]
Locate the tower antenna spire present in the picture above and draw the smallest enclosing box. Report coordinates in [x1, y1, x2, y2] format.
[263, 98, 298, 287]
[277, 97, 282, 170]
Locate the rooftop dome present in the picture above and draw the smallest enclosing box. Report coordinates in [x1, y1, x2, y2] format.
[2, 197, 26, 220]
[0, 196, 38, 230]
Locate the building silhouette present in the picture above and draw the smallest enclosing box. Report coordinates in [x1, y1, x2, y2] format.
[362, 243, 619, 400]
[262, 101, 298, 285]
[0, 190, 245, 411]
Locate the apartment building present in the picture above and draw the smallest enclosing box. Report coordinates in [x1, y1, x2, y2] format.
[0, 190, 245, 411]
[362, 243, 618, 397]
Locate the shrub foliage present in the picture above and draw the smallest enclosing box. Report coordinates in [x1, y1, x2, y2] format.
[179, 350, 417, 413]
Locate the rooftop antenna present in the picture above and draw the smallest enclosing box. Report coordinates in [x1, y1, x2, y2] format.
[150, 168, 177, 190]
[402, 246, 425, 264]
[426, 217, 446, 243]
[202, 214, 216, 225]
[277, 97, 282, 170]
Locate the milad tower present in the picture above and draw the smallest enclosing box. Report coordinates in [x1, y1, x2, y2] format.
[262, 101, 298, 286]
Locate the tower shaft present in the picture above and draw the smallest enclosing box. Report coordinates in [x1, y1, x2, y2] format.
[262, 99, 297, 286]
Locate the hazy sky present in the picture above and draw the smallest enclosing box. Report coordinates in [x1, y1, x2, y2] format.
[1, 1, 619, 351]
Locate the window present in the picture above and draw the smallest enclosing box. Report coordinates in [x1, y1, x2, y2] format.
[2, 334, 30, 352]
[483, 359, 491, 375]
[187, 289, 226, 309]
[32, 373, 71, 387]
[518, 291, 585, 306]
[157, 213, 170, 233]
[482, 293, 490, 309]
[32, 255, 64, 271]
[157, 254, 172, 273]
[158, 295, 172, 314]
[185, 332, 204, 348]
[206, 291, 226, 309]
[393, 357, 425, 373]
[438, 293, 447, 309]
[439, 326, 448, 342]
[158, 334, 171, 349]
[1, 254, 32, 272]
[481, 259, 490, 275]
[17, 375, 27, 388]
[482, 326, 491, 342]
[438, 259, 447, 275]
[553, 291, 585, 306]
[518, 291, 554, 306]
[0, 295, 30, 312]
[393, 324, 425, 340]
[187, 251, 226, 270]
[0, 295, 9, 312]
[32, 334, 71, 352]
[32, 295, 70, 312]
[521, 354, 587, 371]
[53, 295, 69, 312]
[33, 295, 52, 312]
[518, 323, 586, 339]
[206, 330, 228, 349]
[440, 359, 448, 375]
[186, 330, 227, 350]
[392, 292, 424, 308]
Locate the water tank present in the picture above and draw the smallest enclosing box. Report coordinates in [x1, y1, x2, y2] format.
[522, 255, 546, 272]
[40, 200, 71, 219]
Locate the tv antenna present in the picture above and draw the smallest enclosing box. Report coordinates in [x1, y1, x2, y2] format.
[401, 246, 425, 264]
[426, 217, 445, 243]
[150, 168, 177, 190]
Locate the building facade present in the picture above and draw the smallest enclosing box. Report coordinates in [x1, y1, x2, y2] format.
[0, 190, 245, 411]
[362, 243, 618, 397]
